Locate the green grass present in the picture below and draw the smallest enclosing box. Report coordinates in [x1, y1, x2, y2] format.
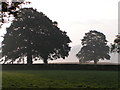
[2, 70, 119, 88]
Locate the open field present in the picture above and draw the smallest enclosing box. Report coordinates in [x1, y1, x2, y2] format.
[2, 70, 119, 89]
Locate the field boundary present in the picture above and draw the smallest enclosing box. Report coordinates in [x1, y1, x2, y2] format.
[1, 64, 119, 71]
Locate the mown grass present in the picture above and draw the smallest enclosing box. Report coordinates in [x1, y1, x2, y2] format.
[2, 70, 119, 88]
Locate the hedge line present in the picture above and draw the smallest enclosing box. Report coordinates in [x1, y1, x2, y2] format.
[1, 64, 119, 71]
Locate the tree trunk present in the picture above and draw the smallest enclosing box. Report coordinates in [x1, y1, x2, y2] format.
[79, 60, 81, 64]
[23, 58, 25, 64]
[79, 60, 82, 64]
[27, 53, 32, 65]
[11, 60, 13, 64]
[94, 60, 97, 64]
[43, 58, 48, 64]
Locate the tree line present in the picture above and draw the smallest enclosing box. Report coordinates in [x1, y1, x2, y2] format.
[0, 1, 119, 65]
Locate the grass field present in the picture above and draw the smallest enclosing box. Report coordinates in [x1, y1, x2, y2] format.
[2, 70, 119, 89]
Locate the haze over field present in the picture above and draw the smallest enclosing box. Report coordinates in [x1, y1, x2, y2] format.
[0, 45, 118, 64]
[31, 45, 119, 64]
[49, 45, 118, 64]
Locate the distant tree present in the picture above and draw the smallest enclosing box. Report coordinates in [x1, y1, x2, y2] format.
[76, 30, 110, 64]
[111, 34, 120, 53]
[2, 8, 71, 65]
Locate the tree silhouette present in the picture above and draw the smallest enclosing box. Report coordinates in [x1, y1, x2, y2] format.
[2, 8, 71, 64]
[0, 0, 30, 24]
[111, 34, 120, 53]
[76, 30, 110, 64]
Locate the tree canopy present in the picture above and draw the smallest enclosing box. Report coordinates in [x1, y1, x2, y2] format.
[2, 8, 71, 64]
[111, 34, 120, 53]
[0, 0, 30, 25]
[76, 30, 110, 64]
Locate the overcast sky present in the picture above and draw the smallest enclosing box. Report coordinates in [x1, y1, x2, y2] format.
[0, 0, 119, 46]
[30, 0, 119, 46]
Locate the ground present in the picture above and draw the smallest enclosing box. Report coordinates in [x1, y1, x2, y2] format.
[2, 70, 119, 89]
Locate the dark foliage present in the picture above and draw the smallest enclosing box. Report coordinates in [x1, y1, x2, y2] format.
[76, 30, 110, 64]
[111, 34, 120, 53]
[2, 8, 71, 64]
[0, 0, 30, 24]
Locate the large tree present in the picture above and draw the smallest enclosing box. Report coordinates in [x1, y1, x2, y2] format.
[76, 30, 110, 64]
[2, 8, 71, 64]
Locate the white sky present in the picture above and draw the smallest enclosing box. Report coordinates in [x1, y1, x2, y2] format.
[0, 0, 119, 46]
